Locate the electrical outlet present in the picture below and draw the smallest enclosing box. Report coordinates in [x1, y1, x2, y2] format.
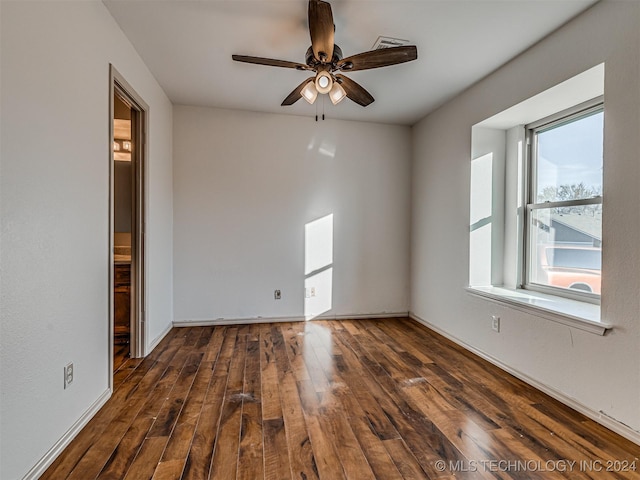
[64, 363, 74, 389]
[491, 315, 500, 333]
[310, 287, 316, 297]
[274, 289, 281, 300]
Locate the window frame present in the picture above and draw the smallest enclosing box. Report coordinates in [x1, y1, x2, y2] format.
[521, 98, 604, 304]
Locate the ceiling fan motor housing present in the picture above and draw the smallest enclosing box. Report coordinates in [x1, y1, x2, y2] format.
[305, 44, 343, 67]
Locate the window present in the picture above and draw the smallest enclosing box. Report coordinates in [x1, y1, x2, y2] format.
[524, 102, 603, 301]
[467, 65, 607, 331]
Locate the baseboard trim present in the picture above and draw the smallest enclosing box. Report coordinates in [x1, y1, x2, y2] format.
[22, 389, 112, 480]
[173, 311, 409, 328]
[146, 322, 173, 355]
[408, 312, 640, 446]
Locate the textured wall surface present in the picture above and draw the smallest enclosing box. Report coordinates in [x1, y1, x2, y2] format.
[411, 1, 640, 432]
[173, 106, 411, 322]
[0, 2, 173, 478]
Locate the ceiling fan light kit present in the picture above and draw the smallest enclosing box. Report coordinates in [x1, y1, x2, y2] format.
[232, 0, 417, 109]
[301, 81, 318, 104]
[329, 82, 346, 105]
[315, 70, 333, 94]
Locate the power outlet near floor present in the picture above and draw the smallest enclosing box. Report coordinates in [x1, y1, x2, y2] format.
[274, 289, 282, 300]
[64, 362, 74, 389]
[491, 315, 501, 333]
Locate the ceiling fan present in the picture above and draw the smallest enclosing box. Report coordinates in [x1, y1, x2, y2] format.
[232, 0, 417, 107]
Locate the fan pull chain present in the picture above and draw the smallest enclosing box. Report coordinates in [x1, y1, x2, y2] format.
[314, 96, 326, 122]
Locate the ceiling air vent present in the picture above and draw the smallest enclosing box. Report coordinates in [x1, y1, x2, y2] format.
[371, 36, 411, 50]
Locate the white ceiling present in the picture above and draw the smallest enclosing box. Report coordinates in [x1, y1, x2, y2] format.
[103, 0, 597, 126]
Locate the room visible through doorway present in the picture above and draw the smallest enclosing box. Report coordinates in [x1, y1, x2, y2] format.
[110, 66, 148, 378]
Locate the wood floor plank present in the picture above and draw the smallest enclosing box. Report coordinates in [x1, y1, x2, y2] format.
[122, 436, 168, 480]
[373, 319, 435, 365]
[333, 323, 478, 479]
[281, 323, 312, 382]
[305, 323, 377, 480]
[341, 320, 413, 381]
[152, 328, 225, 480]
[297, 323, 332, 394]
[95, 342, 201, 479]
[320, 388, 378, 480]
[113, 356, 144, 389]
[180, 328, 236, 480]
[334, 384, 405, 480]
[237, 338, 265, 480]
[383, 438, 430, 480]
[151, 358, 215, 479]
[260, 325, 292, 480]
[42, 319, 640, 480]
[208, 326, 248, 480]
[147, 352, 204, 439]
[330, 323, 403, 441]
[410, 365, 600, 472]
[299, 400, 347, 480]
[290, 340, 345, 480]
[272, 325, 319, 480]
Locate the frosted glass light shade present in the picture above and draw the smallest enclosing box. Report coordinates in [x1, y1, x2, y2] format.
[329, 82, 346, 105]
[301, 81, 318, 104]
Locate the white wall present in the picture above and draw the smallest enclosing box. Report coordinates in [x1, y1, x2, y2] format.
[173, 106, 410, 323]
[469, 127, 506, 287]
[0, 2, 173, 478]
[411, 0, 640, 434]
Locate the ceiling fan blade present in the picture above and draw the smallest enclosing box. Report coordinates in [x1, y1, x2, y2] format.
[308, 0, 334, 63]
[232, 55, 311, 70]
[282, 78, 315, 106]
[335, 74, 374, 107]
[336, 45, 417, 72]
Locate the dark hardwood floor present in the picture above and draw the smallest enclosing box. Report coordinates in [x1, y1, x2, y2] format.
[113, 341, 130, 373]
[43, 318, 640, 479]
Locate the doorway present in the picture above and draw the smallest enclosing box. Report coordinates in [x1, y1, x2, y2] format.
[110, 66, 147, 378]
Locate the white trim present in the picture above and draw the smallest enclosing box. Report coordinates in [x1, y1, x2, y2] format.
[146, 321, 173, 355]
[408, 313, 640, 446]
[172, 311, 409, 328]
[526, 97, 604, 131]
[110, 64, 149, 361]
[523, 100, 604, 306]
[466, 286, 609, 335]
[22, 389, 112, 480]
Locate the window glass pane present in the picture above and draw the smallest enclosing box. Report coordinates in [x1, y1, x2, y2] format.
[529, 205, 602, 294]
[535, 111, 603, 202]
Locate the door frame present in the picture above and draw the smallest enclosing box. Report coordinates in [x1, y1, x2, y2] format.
[109, 65, 148, 382]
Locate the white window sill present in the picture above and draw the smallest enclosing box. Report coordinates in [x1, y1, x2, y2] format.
[466, 286, 611, 335]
